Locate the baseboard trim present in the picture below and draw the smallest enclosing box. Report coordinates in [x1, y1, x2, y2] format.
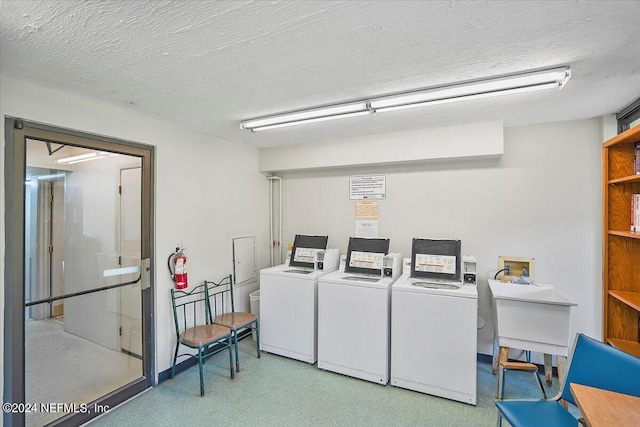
[121, 348, 143, 360]
[159, 345, 556, 384]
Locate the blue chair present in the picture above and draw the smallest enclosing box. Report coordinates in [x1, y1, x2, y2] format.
[496, 333, 640, 426]
[170, 284, 235, 396]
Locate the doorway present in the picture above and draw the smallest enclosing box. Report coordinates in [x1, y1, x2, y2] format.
[26, 173, 65, 322]
[4, 118, 155, 427]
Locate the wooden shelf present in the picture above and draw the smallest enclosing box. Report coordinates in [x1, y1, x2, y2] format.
[608, 230, 640, 239]
[608, 174, 640, 185]
[603, 125, 640, 148]
[604, 126, 640, 355]
[609, 290, 640, 311]
[608, 338, 640, 359]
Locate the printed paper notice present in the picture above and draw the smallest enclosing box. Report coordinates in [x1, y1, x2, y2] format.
[355, 220, 378, 238]
[415, 254, 456, 274]
[293, 247, 321, 263]
[349, 175, 386, 200]
[355, 201, 378, 219]
[349, 251, 384, 270]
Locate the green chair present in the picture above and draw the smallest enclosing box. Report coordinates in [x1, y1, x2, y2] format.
[205, 275, 260, 373]
[170, 284, 234, 396]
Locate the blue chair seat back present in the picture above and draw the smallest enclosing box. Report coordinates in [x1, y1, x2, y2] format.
[560, 334, 640, 406]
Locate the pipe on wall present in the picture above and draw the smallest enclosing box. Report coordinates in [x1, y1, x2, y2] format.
[268, 176, 273, 266]
[267, 176, 282, 266]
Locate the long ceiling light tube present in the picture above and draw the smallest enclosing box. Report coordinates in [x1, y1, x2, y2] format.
[67, 156, 103, 165]
[56, 153, 97, 163]
[241, 101, 369, 131]
[250, 111, 371, 132]
[373, 82, 560, 113]
[370, 67, 570, 111]
[240, 66, 570, 131]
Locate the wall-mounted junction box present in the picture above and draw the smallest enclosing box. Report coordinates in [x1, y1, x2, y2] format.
[498, 256, 535, 282]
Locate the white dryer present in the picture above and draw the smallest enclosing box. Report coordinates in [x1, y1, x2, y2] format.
[259, 235, 339, 364]
[391, 238, 478, 405]
[317, 237, 402, 384]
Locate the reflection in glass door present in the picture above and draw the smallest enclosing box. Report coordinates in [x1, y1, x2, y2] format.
[24, 140, 144, 426]
[119, 167, 142, 359]
[1, 117, 156, 427]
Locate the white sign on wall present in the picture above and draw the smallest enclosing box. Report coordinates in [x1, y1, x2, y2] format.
[355, 220, 378, 238]
[349, 175, 386, 200]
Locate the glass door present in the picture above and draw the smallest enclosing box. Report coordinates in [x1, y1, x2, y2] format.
[4, 119, 154, 427]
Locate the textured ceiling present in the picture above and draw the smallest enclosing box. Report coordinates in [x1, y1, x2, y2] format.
[1, 0, 639, 148]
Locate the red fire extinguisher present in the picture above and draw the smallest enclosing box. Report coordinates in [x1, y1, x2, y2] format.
[168, 247, 188, 289]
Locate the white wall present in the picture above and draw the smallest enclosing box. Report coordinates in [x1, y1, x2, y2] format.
[259, 121, 504, 172]
[271, 119, 604, 359]
[0, 75, 270, 391]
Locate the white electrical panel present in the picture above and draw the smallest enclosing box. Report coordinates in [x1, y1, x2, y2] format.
[232, 235, 256, 285]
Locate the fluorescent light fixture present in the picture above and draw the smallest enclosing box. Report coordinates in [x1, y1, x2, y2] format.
[57, 153, 97, 163]
[56, 151, 119, 165]
[36, 173, 66, 181]
[241, 101, 369, 131]
[373, 82, 560, 113]
[251, 111, 370, 132]
[370, 67, 570, 111]
[67, 156, 102, 164]
[240, 66, 570, 131]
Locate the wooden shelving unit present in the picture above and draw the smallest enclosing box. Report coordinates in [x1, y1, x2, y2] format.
[603, 125, 640, 358]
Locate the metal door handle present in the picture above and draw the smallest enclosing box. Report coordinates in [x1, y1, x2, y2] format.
[141, 258, 151, 290]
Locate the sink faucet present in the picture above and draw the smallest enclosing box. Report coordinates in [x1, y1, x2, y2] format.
[512, 267, 532, 285]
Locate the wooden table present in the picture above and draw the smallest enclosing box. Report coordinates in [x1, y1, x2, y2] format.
[570, 383, 640, 427]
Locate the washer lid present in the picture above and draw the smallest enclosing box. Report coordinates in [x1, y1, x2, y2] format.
[319, 269, 397, 289]
[260, 263, 336, 279]
[393, 275, 478, 298]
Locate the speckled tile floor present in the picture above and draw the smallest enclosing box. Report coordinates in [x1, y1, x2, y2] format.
[89, 338, 562, 427]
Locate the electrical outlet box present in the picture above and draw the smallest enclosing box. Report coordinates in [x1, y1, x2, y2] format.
[498, 256, 535, 282]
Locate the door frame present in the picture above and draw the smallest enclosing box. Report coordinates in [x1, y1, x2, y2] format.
[118, 166, 143, 358]
[3, 117, 156, 426]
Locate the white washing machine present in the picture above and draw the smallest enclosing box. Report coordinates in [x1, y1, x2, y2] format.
[391, 252, 478, 405]
[259, 242, 339, 364]
[317, 237, 402, 384]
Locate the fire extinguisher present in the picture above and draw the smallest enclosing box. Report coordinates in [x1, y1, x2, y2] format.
[168, 247, 188, 289]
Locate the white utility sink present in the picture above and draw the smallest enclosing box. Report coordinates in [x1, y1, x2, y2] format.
[489, 279, 577, 356]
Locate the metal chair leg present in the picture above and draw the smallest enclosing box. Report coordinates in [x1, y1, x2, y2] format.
[198, 346, 205, 397]
[255, 320, 261, 359]
[228, 336, 235, 379]
[534, 371, 547, 399]
[171, 343, 179, 379]
[233, 330, 240, 372]
[496, 365, 504, 399]
[497, 412, 503, 427]
[499, 367, 508, 400]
